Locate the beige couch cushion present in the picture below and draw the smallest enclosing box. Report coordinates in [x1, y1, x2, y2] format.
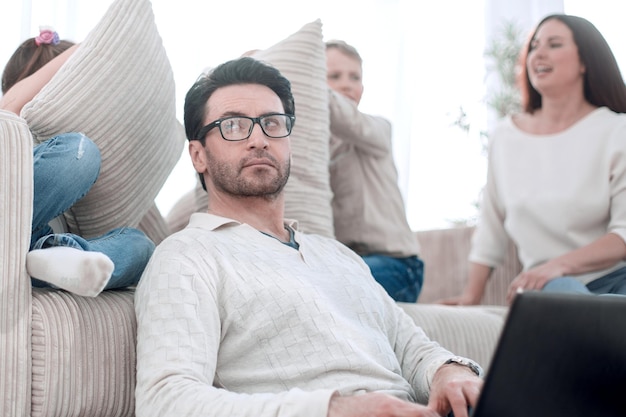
[416, 227, 521, 306]
[31, 289, 136, 417]
[0, 110, 33, 417]
[399, 303, 507, 373]
[166, 177, 207, 234]
[167, 19, 334, 238]
[21, 0, 185, 239]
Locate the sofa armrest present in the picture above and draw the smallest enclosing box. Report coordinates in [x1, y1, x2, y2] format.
[0, 110, 34, 416]
[416, 226, 521, 306]
[399, 303, 507, 373]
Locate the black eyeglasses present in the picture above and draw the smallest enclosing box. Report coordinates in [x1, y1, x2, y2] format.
[196, 113, 296, 142]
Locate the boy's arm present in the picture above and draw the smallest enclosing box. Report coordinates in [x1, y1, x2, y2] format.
[328, 88, 391, 157]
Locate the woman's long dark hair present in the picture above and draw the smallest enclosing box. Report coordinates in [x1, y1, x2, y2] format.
[518, 14, 626, 114]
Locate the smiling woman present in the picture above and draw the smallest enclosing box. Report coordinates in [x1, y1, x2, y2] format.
[440, 13, 626, 306]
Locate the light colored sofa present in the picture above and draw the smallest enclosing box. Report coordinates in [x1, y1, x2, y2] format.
[0, 0, 523, 413]
[1, 112, 139, 417]
[1, 110, 517, 416]
[416, 226, 522, 306]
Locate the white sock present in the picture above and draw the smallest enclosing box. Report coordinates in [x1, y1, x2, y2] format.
[26, 247, 114, 297]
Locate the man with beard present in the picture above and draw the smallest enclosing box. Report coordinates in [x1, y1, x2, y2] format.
[134, 57, 482, 417]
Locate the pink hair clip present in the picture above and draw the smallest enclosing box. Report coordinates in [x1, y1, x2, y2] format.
[35, 26, 60, 46]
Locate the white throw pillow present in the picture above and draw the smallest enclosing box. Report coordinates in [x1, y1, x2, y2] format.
[22, 0, 185, 239]
[251, 19, 333, 238]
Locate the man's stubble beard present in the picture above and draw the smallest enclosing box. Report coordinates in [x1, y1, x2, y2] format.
[206, 150, 290, 201]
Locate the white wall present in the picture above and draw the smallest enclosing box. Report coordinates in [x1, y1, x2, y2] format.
[3, 0, 626, 231]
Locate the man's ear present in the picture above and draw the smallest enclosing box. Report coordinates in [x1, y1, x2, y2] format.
[189, 140, 208, 175]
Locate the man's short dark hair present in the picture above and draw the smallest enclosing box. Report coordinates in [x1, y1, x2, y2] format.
[184, 57, 295, 143]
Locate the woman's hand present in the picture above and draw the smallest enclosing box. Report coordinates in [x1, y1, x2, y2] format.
[507, 233, 626, 303]
[506, 260, 566, 303]
[437, 263, 493, 306]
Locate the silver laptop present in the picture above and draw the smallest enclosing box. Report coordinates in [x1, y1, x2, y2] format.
[471, 291, 626, 417]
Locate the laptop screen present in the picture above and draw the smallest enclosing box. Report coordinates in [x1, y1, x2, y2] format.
[471, 292, 626, 417]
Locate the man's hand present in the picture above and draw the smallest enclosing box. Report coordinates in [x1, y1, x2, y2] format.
[328, 392, 440, 417]
[427, 363, 483, 417]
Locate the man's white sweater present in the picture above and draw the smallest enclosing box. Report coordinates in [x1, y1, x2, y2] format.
[135, 213, 462, 417]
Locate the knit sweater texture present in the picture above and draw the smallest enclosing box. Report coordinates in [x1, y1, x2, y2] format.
[470, 107, 626, 284]
[135, 213, 460, 417]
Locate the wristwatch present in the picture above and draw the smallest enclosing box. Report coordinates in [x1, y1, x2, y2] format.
[444, 356, 482, 377]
